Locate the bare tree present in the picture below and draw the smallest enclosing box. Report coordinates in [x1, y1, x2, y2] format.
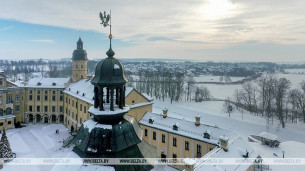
[274, 78, 291, 128]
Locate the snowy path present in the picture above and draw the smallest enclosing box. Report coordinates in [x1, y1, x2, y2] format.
[153, 100, 305, 143]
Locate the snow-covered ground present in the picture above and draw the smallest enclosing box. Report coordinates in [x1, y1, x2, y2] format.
[194, 75, 245, 83]
[277, 73, 305, 89]
[153, 99, 305, 143]
[250, 141, 305, 171]
[284, 69, 305, 74]
[3, 124, 114, 171]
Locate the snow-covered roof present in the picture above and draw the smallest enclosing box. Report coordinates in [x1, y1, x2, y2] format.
[195, 137, 259, 171]
[257, 132, 278, 141]
[140, 112, 238, 145]
[24, 77, 70, 88]
[142, 93, 154, 101]
[83, 118, 112, 132]
[9, 80, 23, 87]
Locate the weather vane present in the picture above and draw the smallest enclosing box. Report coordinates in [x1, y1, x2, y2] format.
[99, 10, 112, 48]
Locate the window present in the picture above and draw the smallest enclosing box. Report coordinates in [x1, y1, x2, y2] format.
[84, 106, 86, 113]
[29, 105, 33, 112]
[69, 98, 70, 104]
[144, 129, 147, 136]
[16, 95, 20, 102]
[52, 106, 56, 112]
[52, 96, 55, 101]
[72, 112, 74, 118]
[80, 118, 82, 124]
[76, 74, 78, 78]
[60, 91, 63, 94]
[37, 95, 40, 101]
[45, 95, 48, 101]
[7, 95, 12, 103]
[66, 108, 67, 114]
[132, 100, 135, 104]
[0, 123, 3, 126]
[0, 96, 2, 105]
[81, 75, 83, 79]
[173, 137, 177, 147]
[197, 144, 202, 154]
[29, 95, 33, 101]
[8, 121, 11, 125]
[76, 65, 78, 69]
[210, 148, 213, 152]
[60, 106, 63, 112]
[80, 104, 82, 111]
[76, 102, 78, 108]
[30, 90, 33, 94]
[66, 97, 68, 103]
[81, 65, 83, 69]
[37, 90, 40, 94]
[162, 134, 165, 143]
[53, 91, 56, 95]
[37, 106, 40, 112]
[153, 131, 156, 140]
[45, 90, 48, 94]
[72, 100, 74, 107]
[76, 114, 78, 122]
[0, 80, 3, 86]
[185, 141, 189, 151]
[45, 106, 48, 112]
[15, 105, 20, 112]
[60, 96, 63, 101]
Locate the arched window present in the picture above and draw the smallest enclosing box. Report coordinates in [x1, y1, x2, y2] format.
[0, 109, 3, 116]
[6, 107, 12, 115]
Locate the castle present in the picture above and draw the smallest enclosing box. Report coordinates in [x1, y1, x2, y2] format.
[0, 38, 258, 171]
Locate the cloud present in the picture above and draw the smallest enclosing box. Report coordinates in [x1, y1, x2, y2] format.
[30, 39, 54, 43]
[0, 26, 14, 31]
[1, 0, 305, 61]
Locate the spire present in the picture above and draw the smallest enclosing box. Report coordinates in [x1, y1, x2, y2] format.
[77, 37, 83, 49]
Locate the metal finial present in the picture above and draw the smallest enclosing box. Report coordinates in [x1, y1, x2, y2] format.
[99, 10, 112, 50]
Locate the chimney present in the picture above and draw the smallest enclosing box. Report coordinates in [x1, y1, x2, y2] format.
[219, 135, 229, 152]
[195, 115, 200, 126]
[162, 108, 168, 118]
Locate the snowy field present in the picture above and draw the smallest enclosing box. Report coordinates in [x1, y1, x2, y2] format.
[195, 73, 305, 100]
[193, 75, 245, 83]
[153, 99, 305, 143]
[277, 73, 305, 89]
[284, 69, 305, 74]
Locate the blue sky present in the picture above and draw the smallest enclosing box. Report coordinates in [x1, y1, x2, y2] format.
[0, 0, 305, 62]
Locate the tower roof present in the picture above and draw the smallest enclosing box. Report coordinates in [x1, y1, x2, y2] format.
[72, 37, 88, 61]
[91, 55, 127, 86]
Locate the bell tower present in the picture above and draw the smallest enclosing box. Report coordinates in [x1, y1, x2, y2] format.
[72, 37, 88, 82]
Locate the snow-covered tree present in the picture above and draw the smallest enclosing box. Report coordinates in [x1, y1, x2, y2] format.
[0, 128, 13, 160]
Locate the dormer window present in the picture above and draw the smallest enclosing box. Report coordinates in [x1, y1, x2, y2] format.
[82, 93, 86, 96]
[113, 64, 121, 76]
[68, 88, 71, 91]
[37, 82, 42, 86]
[204, 130, 211, 139]
[149, 118, 154, 124]
[173, 123, 179, 131]
[52, 82, 56, 86]
[76, 91, 79, 94]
